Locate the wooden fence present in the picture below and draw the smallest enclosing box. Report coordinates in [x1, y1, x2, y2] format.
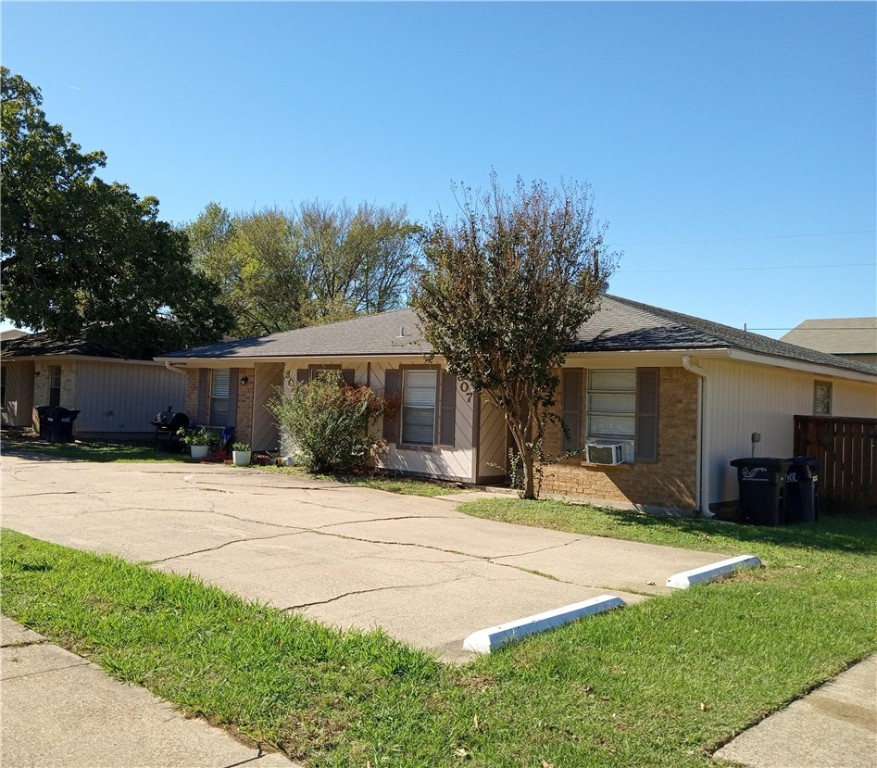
[793, 416, 877, 515]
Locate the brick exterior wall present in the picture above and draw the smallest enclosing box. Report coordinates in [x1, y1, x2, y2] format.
[541, 367, 699, 510]
[234, 368, 255, 446]
[185, 369, 200, 420]
[33, 363, 49, 406]
[32, 361, 75, 409]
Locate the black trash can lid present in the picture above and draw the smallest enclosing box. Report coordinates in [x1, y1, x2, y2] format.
[730, 458, 794, 468]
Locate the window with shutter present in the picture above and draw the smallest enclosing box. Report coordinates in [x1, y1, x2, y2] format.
[402, 369, 437, 445]
[583, 368, 660, 464]
[587, 369, 636, 440]
[210, 370, 230, 426]
[48, 366, 62, 407]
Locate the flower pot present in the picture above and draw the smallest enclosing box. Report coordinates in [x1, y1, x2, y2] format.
[233, 450, 252, 467]
[190, 445, 209, 460]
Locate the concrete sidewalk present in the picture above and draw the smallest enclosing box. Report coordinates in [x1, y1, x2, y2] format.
[1, 617, 298, 768]
[713, 654, 877, 768]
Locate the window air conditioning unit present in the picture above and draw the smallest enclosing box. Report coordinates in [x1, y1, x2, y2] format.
[585, 442, 625, 466]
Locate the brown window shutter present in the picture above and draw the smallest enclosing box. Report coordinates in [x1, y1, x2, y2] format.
[562, 368, 582, 452]
[383, 369, 401, 442]
[636, 368, 660, 463]
[296, 369, 309, 384]
[439, 370, 456, 447]
[341, 369, 355, 386]
[227, 368, 238, 424]
[197, 369, 209, 424]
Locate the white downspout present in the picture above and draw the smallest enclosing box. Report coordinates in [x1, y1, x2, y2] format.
[682, 356, 709, 515]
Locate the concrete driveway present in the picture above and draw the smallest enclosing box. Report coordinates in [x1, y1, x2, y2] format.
[1, 454, 724, 661]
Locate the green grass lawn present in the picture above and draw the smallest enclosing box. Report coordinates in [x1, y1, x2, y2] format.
[2, 501, 874, 767]
[0, 435, 185, 462]
[253, 464, 465, 497]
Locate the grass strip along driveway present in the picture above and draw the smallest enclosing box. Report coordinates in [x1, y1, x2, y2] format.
[3, 502, 875, 767]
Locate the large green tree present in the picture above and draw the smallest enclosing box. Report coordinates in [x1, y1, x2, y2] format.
[185, 204, 306, 337]
[1, 68, 232, 357]
[413, 176, 617, 499]
[298, 200, 420, 322]
[185, 200, 419, 337]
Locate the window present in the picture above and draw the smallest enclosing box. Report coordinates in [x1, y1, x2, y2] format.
[210, 369, 230, 426]
[402, 369, 437, 445]
[0, 366, 6, 408]
[569, 367, 660, 464]
[814, 381, 832, 416]
[48, 366, 62, 407]
[587, 369, 636, 441]
[383, 367, 456, 448]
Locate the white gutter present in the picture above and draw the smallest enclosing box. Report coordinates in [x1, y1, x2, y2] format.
[728, 349, 876, 384]
[164, 361, 187, 375]
[682, 356, 709, 515]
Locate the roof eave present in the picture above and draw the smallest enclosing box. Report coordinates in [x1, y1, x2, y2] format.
[154, 351, 431, 365]
[728, 349, 877, 383]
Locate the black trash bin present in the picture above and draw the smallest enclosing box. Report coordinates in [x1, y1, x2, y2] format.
[37, 406, 80, 443]
[784, 457, 819, 524]
[36, 405, 53, 440]
[730, 457, 793, 525]
[55, 408, 79, 443]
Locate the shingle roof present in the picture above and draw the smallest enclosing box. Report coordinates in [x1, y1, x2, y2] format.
[158, 296, 877, 376]
[161, 309, 429, 359]
[0, 331, 123, 360]
[574, 296, 876, 374]
[780, 318, 877, 356]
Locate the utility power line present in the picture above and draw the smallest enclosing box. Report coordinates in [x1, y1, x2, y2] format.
[621, 262, 874, 274]
[611, 229, 876, 247]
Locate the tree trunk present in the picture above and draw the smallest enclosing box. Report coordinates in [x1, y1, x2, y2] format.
[520, 445, 537, 500]
[509, 414, 538, 500]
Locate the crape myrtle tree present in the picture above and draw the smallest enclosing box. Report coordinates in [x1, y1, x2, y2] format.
[1, 68, 232, 357]
[413, 176, 618, 500]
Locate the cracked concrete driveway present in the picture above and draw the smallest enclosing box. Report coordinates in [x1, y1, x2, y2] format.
[2, 454, 724, 661]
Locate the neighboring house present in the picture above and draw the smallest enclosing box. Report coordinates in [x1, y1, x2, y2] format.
[780, 318, 877, 367]
[156, 295, 877, 514]
[1, 333, 187, 438]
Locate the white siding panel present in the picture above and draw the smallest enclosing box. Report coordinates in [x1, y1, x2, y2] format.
[701, 358, 877, 506]
[74, 362, 186, 433]
[478, 397, 508, 479]
[372, 358, 475, 482]
[1, 361, 34, 426]
[252, 363, 284, 452]
[834, 380, 877, 416]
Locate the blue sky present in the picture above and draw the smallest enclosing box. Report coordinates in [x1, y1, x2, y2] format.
[3, 1, 875, 338]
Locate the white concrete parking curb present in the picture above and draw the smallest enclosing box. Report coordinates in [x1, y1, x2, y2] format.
[666, 555, 762, 589]
[463, 595, 626, 654]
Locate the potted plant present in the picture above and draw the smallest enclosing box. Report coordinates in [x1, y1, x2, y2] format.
[177, 426, 218, 460]
[232, 441, 252, 467]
